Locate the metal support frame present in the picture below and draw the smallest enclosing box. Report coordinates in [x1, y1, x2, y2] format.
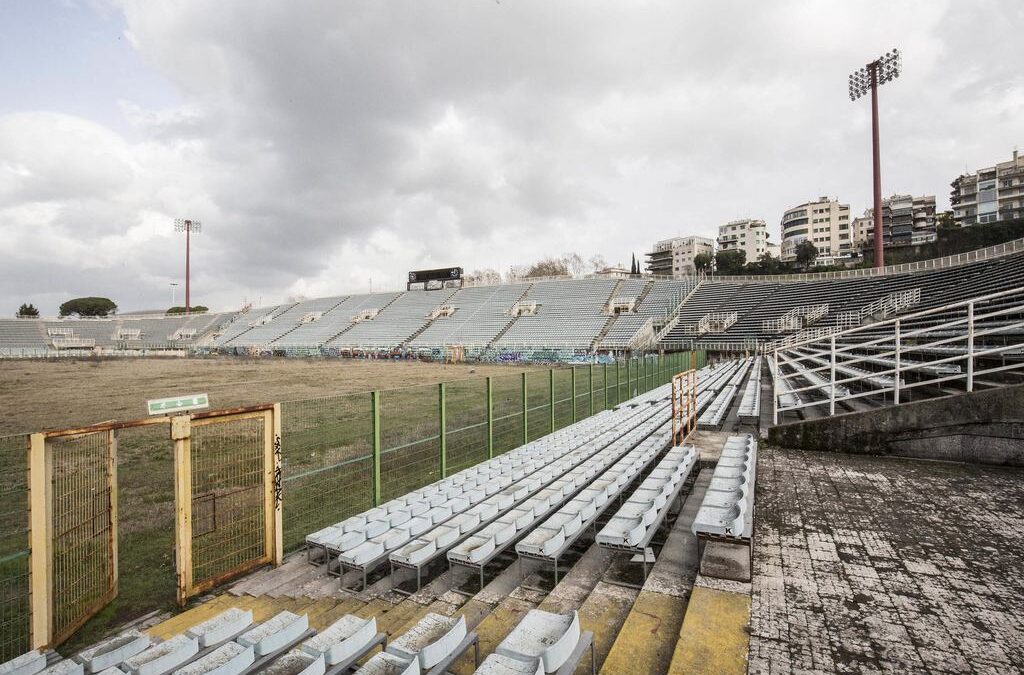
[772, 287, 1024, 419]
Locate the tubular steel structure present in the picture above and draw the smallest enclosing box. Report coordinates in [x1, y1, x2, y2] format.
[772, 286, 1024, 424]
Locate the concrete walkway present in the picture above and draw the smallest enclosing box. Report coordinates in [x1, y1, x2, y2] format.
[749, 447, 1024, 673]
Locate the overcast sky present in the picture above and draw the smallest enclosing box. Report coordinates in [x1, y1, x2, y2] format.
[1, 0, 1022, 315]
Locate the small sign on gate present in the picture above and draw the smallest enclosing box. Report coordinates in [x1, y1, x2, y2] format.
[147, 393, 210, 416]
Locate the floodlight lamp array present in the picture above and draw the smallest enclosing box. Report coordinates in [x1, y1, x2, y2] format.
[848, 48, 901, 101]
[174, 218, 202, 233]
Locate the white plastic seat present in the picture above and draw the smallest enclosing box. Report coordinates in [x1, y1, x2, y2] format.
[387, 614, 466, 670]
[495, 610, 581, 673]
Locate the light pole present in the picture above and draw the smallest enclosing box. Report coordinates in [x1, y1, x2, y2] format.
[169, 282, 179, 307]
[849, 48, 901, 269]
[174, 219, 202, 314]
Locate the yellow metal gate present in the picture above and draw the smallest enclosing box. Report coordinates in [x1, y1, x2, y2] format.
[173, 405, 282, 605]
[671, 369, 698, 446]
[29, 428, 118, 648]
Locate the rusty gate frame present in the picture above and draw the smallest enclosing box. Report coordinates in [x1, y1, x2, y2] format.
[26, 403, 283, 648]
[173, 404, 283, 605]
[28, 426, 119, 648]
[671, 368, 698, 446]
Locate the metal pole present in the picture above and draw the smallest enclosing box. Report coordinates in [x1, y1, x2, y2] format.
[829, 336, 836, 416]
[371, 391, 382, 506]
[549, 368, 555, 432]
[185, 225, 191, 315]
[893, 319, 901, 405]
[772, 350, 780, 426]
[603, 362, 608, 411]
[871, 63, 885, 269]
[589, 363, 594, 416]
[486, 377, 494, 459]
[571, 367, 577, 423]
[967, 301, 975, 392]
[522, 372, 528, 444]
[438, 383, 447, 478]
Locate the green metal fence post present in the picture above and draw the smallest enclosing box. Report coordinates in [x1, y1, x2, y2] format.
[371, 390, 382, 506]
[487, 377, 494, 459]
[625, 359, 630, 397]
[589, 364, 594, 416]
[571, 367, 577, 423]
[549, 368, 555, 432]
[604, 362, 608, 409]
[438, 382, 447, 478]
[522, 371, 529, 445]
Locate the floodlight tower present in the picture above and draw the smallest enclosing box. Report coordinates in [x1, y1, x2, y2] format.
[174, 219, 202, 314]
[849, 48, 901, 269]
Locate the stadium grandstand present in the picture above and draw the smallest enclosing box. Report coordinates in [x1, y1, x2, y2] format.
[3, 238, 1022, 362]
[2, 239, 1023, 675]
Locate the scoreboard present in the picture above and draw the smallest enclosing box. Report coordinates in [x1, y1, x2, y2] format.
[407, 267, 463, 290]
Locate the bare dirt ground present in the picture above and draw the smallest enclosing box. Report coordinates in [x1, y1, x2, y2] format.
[0, 356, 542, 435]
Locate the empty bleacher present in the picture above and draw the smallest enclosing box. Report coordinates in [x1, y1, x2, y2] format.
[410, 284, 529, 349]
[494, 279, 618, 350]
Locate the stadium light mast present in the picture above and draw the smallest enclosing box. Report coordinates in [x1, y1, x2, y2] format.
[849, 48, 901, 269]
[174, 219, 202, 314]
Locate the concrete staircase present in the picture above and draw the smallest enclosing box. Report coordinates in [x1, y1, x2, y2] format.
[127, 435, 750, 675]
[486, 284, 533, 349]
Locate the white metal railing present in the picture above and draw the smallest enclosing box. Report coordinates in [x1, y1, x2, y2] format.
[762, 304, 829, 333]
[772, 286, 1024, 423]
[298, 311, 323, 324]
[652, 280, 704, 344]
[51, 337, 96, 349]
[168, 328, 197, 341]
[47, 327, 74, 337]
[698, 312, 738, 334]
[626, 317, 656, 350]
[115, 329, 142, 340]
[703, 238, 1024, 283]
[860, 288, 921, 321]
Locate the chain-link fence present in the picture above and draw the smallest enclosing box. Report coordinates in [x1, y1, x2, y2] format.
[278, 353, 697, 552]
[0, 434, 29, 662]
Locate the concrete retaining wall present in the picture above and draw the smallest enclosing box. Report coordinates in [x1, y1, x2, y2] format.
[768, 384, 1024, 467]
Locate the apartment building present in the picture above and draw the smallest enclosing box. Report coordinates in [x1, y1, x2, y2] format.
[780, 197, 852, 263]
[852, 194, 937, 249]
[645, 235, 715, 277]
[951, 149, 1024, 226]
[717, 219, 775, 261]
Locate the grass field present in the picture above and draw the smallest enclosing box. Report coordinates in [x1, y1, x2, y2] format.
[0, 356, 548, 653]
[0, 353, 679, 656]
[0, 356, 540, 435]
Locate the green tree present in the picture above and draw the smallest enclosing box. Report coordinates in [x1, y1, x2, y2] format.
[59, 297, 117, 317]
[16, 303, 39, 318]
[166, 306, 209, 315]
[693, 252, 713, 274]
[794, 240, 819, 269]
[715, 249, 747, 275]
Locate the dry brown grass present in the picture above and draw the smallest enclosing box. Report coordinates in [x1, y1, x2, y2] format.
[0, 356, 543, 436]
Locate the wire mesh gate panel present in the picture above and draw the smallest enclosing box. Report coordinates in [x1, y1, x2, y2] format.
[28, 428, 117, 649]
[0, 434, 30, 660]
[174, 407, 280, 605]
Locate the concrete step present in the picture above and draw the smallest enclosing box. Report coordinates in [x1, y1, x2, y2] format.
[666, 578, 751, 675]
[600, 470, 711, 675]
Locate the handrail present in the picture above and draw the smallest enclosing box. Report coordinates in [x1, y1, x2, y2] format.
[703, 238, 1024, 283]
[771, 285, 1024, 423]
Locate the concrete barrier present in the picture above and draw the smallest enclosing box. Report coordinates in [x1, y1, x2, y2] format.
[768, 384, 1024, 466]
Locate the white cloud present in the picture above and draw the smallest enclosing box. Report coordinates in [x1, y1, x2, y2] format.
[1, 0, 1022, 315]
